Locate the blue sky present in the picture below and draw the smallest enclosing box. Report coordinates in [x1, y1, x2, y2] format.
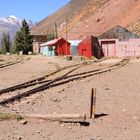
[0, 0, 70, 23]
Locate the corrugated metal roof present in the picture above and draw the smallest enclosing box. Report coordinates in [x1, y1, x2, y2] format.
[40, 38, 71, 47]
[98, 25, 140, 40]
[68, 40, 82, 46]
[40, 39, 59, 47]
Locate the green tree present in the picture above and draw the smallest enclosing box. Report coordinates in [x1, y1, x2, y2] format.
[0, 32, 12, 54]
[12, 19, 33, 54]
[46, 30, 56, 41]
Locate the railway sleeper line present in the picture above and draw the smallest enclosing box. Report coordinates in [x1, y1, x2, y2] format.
[0, 60, 23, 69]
[0, 63, 84, 94]
[0, 58, 107, 94]
[0, 61, 12, 67]
[0, 58, 102, 94]
[0, 59, 129, 105]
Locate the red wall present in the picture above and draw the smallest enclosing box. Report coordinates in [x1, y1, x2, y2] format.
[55, 38, 70, 56]
[78, 37, 92, 59]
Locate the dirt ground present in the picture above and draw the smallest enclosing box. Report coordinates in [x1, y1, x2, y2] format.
[0, 55, 79, 89]
[0, 55, 140, 140]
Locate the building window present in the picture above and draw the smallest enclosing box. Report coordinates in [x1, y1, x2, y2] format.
[119, 38, 129, 42]
[121, 45, 127, 51]
[48, 47, 53, 51]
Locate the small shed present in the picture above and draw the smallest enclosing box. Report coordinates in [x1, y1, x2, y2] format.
[98, 25, 140, 57]
[99, 38, 140, 58]
[40, 45, 55, 56]
[40, 38, 71, 56]
[78, 36, 102, 59]
[98, 25, 140, 41]
[68, 40, 82, 56]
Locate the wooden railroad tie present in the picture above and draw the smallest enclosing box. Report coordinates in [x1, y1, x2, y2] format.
[23, 113, 86, 123]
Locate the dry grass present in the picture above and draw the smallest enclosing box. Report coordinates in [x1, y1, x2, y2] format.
[0, 112, 23, 121]
[54, 63, 61, 71]
[24, 56, 31, 61]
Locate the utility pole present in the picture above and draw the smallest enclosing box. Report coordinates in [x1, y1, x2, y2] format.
[55, 22, 58, 38]
[66, 17, 68, 58]
[55, 22, 59, 56]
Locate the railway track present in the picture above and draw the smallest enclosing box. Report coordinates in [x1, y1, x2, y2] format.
[0, 62, 91, 105]
[0, 59, 23, 69]
[0, 58, 105, 94]
[0, 58, 129, 105]
[0, 63, 84, 94]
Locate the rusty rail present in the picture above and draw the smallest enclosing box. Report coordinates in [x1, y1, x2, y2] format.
[0, 60, 22, 69]
[0, 58, 107, 94]
[0, 59, 129, 105]
[0, 63, 83, 94]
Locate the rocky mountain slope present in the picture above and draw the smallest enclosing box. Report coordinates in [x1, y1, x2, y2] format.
[128, 20, 140, 35]
[0, 15, 33, 41]
[30, 0, 90, 35]
[31, 0, 140, 39]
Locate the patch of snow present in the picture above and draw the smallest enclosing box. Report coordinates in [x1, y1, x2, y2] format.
[0, 15, 33, 27]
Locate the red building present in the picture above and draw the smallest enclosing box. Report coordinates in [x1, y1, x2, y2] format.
[78, 36, 102, 59]
[41, 38, 71, 56]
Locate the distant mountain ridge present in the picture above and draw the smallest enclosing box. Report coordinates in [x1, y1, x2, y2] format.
[0, 15, 33, 41]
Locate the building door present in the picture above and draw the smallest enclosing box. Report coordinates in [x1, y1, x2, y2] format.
[82, 49, 87, 57]
[101, 41, 116, 57]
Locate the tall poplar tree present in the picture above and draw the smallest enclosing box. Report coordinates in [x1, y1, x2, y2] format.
[0, 32, 11, 54]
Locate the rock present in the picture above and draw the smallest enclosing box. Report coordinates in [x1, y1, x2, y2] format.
[77, 123, 81, 126]
[133, 116, 138, 120]
[62, 89, 65, 91]
[71, 123, 76, 126]
[17, 136, 23, 140]
[54, 99, 61, 103]
[61, 124, 65, 127]
[54, 121, 60, 125]
[122, 109, 126, 112]
[31, 102, 35, 105]
[123, 127, 127, 130]
[68, 127, 72, 130]
[105, 88, 110, 90]
[37, 131, 41, 134]
[20, 120, 27, 125]
[12, 108, 18, 112]
[51, 98, 61, 103]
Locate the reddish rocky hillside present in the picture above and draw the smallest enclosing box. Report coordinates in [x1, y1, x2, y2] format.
[59, 0, 140, 39]
[30, 0, 90, 35]
[128, 20, 140, 35]
[31, 0, 140, 39]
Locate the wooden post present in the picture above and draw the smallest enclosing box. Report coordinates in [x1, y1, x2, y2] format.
[66, 17, 68, 58]
[55, 23, 60, 56]
[55, 22, 58, 38]
[90, 88, 96, 119]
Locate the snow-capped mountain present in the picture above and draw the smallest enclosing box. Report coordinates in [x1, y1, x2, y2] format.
[0, 15, 33, 26]
[0, 15, 33, 41]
